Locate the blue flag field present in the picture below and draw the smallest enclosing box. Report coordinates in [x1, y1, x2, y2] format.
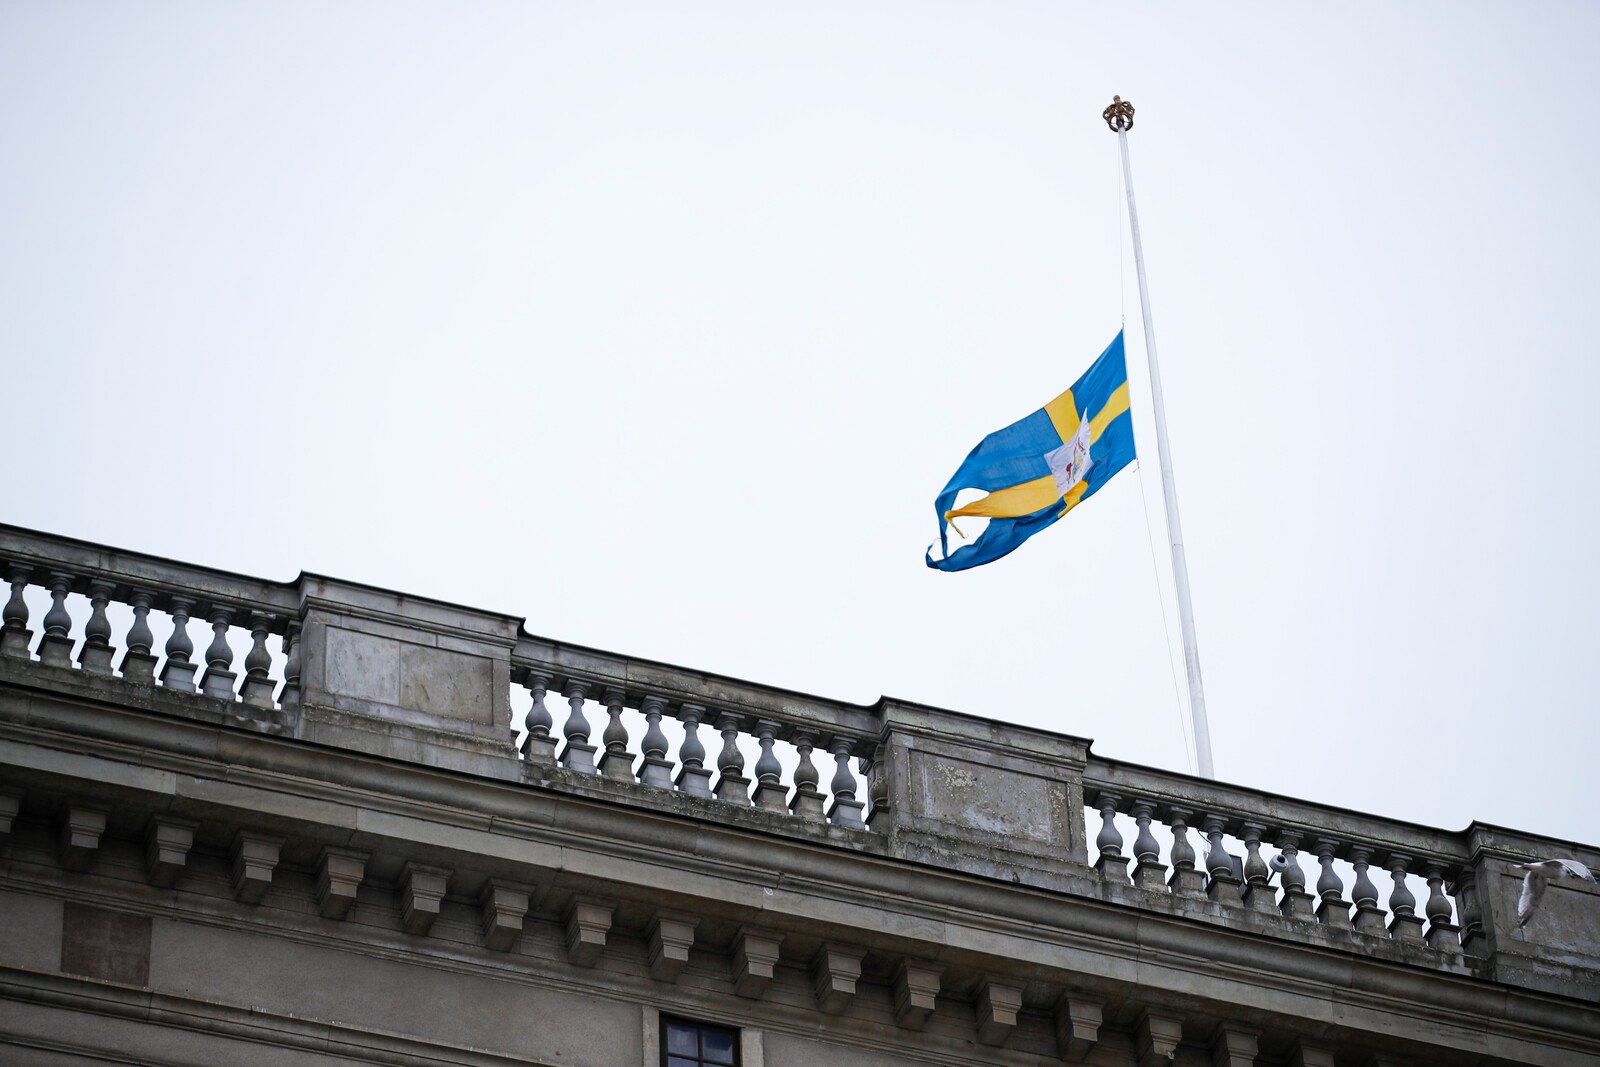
[927, 332, 1136, 572]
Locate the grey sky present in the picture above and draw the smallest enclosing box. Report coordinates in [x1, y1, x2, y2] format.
[4, 2, 1597, 843]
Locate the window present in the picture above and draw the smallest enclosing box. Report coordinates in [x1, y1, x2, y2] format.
[660, 1016, 739, 1067]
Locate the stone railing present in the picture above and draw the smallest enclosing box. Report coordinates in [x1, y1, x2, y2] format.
[509, 636, 880, 828]
[0, 526, 300, 719]
[1, 521, 1596, 1002]
[1083, 757, 1469, 956]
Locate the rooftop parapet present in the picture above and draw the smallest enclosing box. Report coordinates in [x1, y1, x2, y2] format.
[1, 520, 1595, 1008]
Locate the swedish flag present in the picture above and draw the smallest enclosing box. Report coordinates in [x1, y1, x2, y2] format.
[927, 332, 1135, 571]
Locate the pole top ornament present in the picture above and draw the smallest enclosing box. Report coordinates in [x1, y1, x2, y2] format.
[1103, 95, 1134, 133]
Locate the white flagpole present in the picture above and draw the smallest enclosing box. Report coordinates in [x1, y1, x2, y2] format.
[1104, 96, 1217, 780]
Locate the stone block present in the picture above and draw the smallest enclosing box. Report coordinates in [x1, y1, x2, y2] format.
[788, 785, 826, 821]
[1315, 896, 1352, 928]
[892, 960, 943, 1030]
[1353, 904, 1388, 935]
[1095, 854, 1132, 885]
[117, 649, 158, 685]
[560, 738, 599, 775]
[827, 793, 867, 829]
[399, 863, 451, 936]
[1210, 1025, 1259, 1067]
[975, 977, 1022, 1046]
[674, 762, 714, 798]
[314, 846, 369, 920]
[0, 789, 20, 840]
[479, 880, 531, 952]
[1425, 921, 1461, 951]
[1388, 911, 1427, 942]
[564, 898, 613, 967]
[144, 816, 197, 888]
[1206, 872, 1243, 906]
[908, 749, 1070, 846]
[36, 631, 74, 669]
[230, 831, 283, 904]
[158, 657, 198, 693]
[1137, 1011, 1183, 1066]
[1055, 994, 1102, 1060]
[1288, 1042, 1337, 1067]
[714, 771, 753, 806]
[1133, 859, 1169, 891]
[60, 903, 151, 986]
[0, 623, 34, 659]
[200, 666, 238, 701]
[324, 628, 400, 705]
[1168, 866, 1207, 897]
[77, 642, 116, 675]
[752, 779, 789, 813]
[59, 805, 107, 872]
[322, 626, 499, 726]
[647, 911, 699, 982]
[733, 926, 783, 999]
[400, 644, 496, 725]
[811, 943, 865, 1014]
[1279, 889, 1317, 922]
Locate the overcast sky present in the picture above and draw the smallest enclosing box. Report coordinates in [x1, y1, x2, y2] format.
[4, 2, 1597, 845]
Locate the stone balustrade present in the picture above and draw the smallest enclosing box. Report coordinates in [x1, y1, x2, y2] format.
[0, 526, 298, 721]
[509, 636, 881, 830]
[2, 520, 1596, 1006]
[1081, 762, 1470, 964]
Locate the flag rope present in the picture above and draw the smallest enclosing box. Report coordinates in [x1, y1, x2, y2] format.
[1134, 460, 1198, 774]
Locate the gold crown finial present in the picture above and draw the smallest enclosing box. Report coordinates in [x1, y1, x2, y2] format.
[1103, 95, 1134, 133]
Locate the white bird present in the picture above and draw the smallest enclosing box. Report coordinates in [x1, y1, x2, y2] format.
[1516, 859, 1595, 928]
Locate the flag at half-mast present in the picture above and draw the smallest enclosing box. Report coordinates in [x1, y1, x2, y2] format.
[926, 331, 1135, 571]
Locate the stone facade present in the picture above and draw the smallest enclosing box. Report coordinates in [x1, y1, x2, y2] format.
[0, 521, 1597, 1065]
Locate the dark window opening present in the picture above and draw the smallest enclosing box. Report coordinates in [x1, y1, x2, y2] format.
[661, 1016, 739, 1067]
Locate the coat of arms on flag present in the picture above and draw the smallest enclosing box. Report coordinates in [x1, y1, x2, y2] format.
[1044, 411, 1094, 497]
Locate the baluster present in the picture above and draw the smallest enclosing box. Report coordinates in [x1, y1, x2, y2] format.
[1203, 814, 1242, 905]
[200, 606, 238, 700]
[1423, 863, 1460, 950]
[77, 579, 117, 674]
[159, 596, 199, 692]
[518, 671, 555, 761]
[596, 687, 633, 782]
[635, 694, 674, 787]
[239, 613, 277, 708]
[826, 737, 866, 829]
[1092, 792, 1129, 884]
[1165, 807, 1205, 896]
[1240, 823, 1276, 913]
[1312, 837, 1351, 927]
[119, 589, 158, 683]
[1348, 846, 1386, 935]
[278, 620, 302, 708]
[1385, 853, 1426, 941]
[1130, 800, 1166, 890]
[788, 729, 826, 821]
[751, 720, 787, 812]
[37, 572, 75, 668]
[863, 745, 888, 827]
[0, 565, 32, 659]
[1273, 831, 1316, 921]
[673, 703, 714, 797]
[559, 679, 598, 774]
[1453, 869, 1483, 953]
[712, 713, 752, 804]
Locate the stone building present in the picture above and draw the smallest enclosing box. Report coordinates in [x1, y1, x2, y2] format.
[0, 522, 1595, 1065]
